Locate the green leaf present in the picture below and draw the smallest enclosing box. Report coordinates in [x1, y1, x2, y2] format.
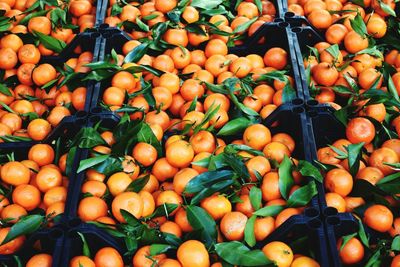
[65, 146, 77, 177]
[136, 17, 149, 32]
[136, 123, 162, 156]
[149, 244, 175, 256]
[217, 117, 251, 136]
[190, 179, 234, 205]
[145, 204, 179, 219]
[19, 9, 49, 25]
[282, 83, 297, 103]
[120, 209, 142, 225]
[77, 155, 110, 173]
[388, 76, 400, 102]
[77, 232, 91, 258]
[297, 160, 323, 183]
[33, 31, 66, 53]
[325, 44, 340, 59]
[340, 233, 357, 251]
[184, 170, 234, 194]
[346, 142, 364, 177]
[126, 175, 150, 193]
[124, 42, 150, 64]
[0, 101, 15, 114]
[254, 0, 262, 12]
[0, 84, 12, 96]
[365, 249, 381, 267]
[357, 218, 369, 248]
[379, 0, 396, 16]
[191, 0, 223, 9]
[287, 181, 317, 207]
[186, 205, 217, 247]
[356, 47, 383, 59]
[350, 13, 367, 37]
[215, 242, 274, 266]
[232, 17, 257, 34]
[278, 156, 294, 200]
[1, 215, 44, 245]
[110, 3, 122, 16]
[249, 187, 262, 211]
[222, 153, 250, 180]
[392, 236, 400, 251]
[244, 215, 257, 247]
[253, 205, 284, 217]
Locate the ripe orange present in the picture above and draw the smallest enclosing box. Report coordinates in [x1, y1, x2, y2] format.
[12, 184, 40, 211]
[112, 192, 143, 222]
[177, 240, 210, 267]
[0, 227, 25, 254]
[26, 254, 52, 267]
[69, 256, 95, 267]
[1, 161, 30, 186]
[78, 196, 108, 222]
[338, 237, 364, 265]
[363, 204, 393, 232]
[346, 118, 375, 144]
[262, 241, 294, 267]
[94, 247, 124, 267]
[220, 211, 248, 241]
[324, 168, 353, 197]
[133, 245, 167, 267]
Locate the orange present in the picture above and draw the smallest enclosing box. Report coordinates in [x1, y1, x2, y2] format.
[32, 63, 57, 86]
[35, 167, 62, 192]
[1, 204, 27, 223]
[173, 168, 199, 195]
[246, 156, 271, 181]
[312, 62, 338, 86]
[392, 255, 400, 267]
[325, 192, 346, 213]
[78, 196, 108, 222]
[159, 259, 183, 267]
[356, 167, 384, 185]
[43, 186, 67, 207]
[369, 147, 399, 175]
[261, 172, 282, 201]
[325, 24, 348, 44]
[308, 9, 332, 29]
[175, 208, 193, 232]
[346, 117, 375, 144]
[133, 245, 166, 267]
[12, 184, 40, 211]
[275, 208, 301, 228]
[103, 86, 125, 106]
[364, 204, 393, 232]
[1, 161, 30, 186]
[324, 168, 353, 197]
[338, 237, 364, 265]
[45, 201, 65, 218]
[220, 211, 248, 241]
[262, 241, 294, 267]
[264, 47, 287, 70]
[0, 34, 23, 52]
[26, 254, 52, 267]
[0, 47, 17, 70]
[177, 240, 210, 267]
[106, 172, 132, 196]
[254, 217, 275, 241]
[291, 256, 320, 267]
[160, 221, 182, 238]
[28, 16, 51, 35]
[344, 31, 369, 54]
[182, 6, 199, 23]
[138, 190, 155, 217]
[18, 44, 40, 64]
[0, 227, 25, 254]
[112, 192, 143, 222]
[132, 142, 158, 167]
[200, 195, 232, 220]
[71, 87, 87, 110]
[166, 140, 194, 168]
[345, 197, 365, 213]
[27, 118, 51, 141]
[94, 247, 123, 267]
[263, 142, 291, 163]
[69, 256, 95, 267]
[243, 124, 271, 150]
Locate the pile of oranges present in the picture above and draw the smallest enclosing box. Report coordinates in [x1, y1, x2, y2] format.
[0, 0, 98, 142]
[0, 143, 69, 255]
[0, 0, 399, 265]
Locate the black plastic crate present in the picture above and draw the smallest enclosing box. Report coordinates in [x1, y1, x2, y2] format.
[59, 102, 332, 266]
[0, 227, 64, 267]
[89, 22, 307, 113]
